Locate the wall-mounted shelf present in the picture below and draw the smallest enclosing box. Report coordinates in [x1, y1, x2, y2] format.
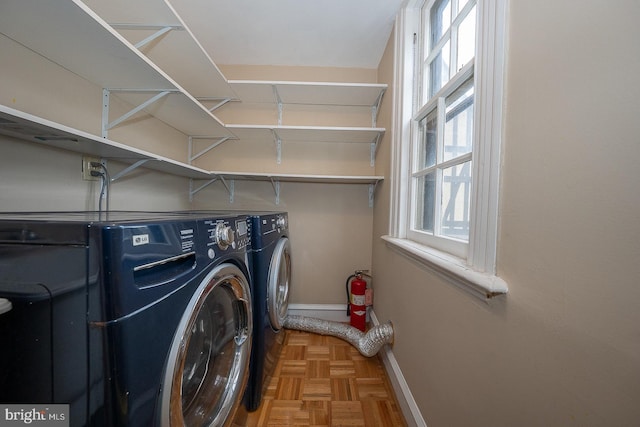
[191, 171, 383, 206]
[228, 80, 387, 108]
[1, 0, 386, 207]
[0, 104, 383, 204]
[81, 0, 238, 104]
[0, 105, 211, 181]
[226, 125, 385, 166]
[0, 0, 232, 139]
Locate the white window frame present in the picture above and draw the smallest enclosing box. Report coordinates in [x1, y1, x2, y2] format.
[383, 0, 509, 299]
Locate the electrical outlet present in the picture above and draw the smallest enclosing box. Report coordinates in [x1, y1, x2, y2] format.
[82, 155, 102, 181]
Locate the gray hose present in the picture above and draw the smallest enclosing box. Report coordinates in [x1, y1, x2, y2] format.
[283, 315, 394, 357]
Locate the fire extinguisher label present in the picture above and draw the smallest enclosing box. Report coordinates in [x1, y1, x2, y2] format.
[351, 294, 366, 306]
[365, 288, 373, 306]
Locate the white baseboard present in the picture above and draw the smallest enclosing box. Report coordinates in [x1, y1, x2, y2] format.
[370, 310, 428, 427]
[287, 304, 427, 427]
[287, 303, 350, 322]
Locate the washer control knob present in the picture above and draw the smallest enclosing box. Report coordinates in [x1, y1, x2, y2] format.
[276, 215, 287, 230]
[215, 223, 235, 249]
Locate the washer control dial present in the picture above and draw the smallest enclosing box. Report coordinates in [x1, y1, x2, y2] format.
[215, 223, 235, 249]
[276, 215, 287, 230]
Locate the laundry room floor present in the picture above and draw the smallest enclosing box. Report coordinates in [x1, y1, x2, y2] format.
[234, 329, 407, 426]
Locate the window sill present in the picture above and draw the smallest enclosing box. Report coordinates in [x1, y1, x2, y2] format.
[381, 235, 508, 300]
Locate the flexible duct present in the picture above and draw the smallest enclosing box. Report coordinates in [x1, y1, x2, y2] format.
[283, 315, 394, 357]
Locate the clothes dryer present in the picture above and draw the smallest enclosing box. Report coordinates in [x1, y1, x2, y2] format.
[0, 211, 253, 426]
[244, 212, 291, 412]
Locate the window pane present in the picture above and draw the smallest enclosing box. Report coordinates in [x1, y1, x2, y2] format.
[427, 41, 450, 99]
[415, 172, 436, 233]
[441, 161, 471, 241]
[456, 5, 476, 70]
[418, 110, 438, 169]
[443, 78, 474, 162]
[430, 0, 451, 48]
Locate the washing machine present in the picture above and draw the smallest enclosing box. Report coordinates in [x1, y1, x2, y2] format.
[244, 212, 291, 412]
[0, 211, 253, 426]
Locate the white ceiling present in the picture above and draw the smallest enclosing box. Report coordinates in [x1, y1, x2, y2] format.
[168, 0, 404, 69]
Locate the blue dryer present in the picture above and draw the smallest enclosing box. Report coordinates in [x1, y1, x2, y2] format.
[244, 212, 291, 412]
[0, 211, 253, 426]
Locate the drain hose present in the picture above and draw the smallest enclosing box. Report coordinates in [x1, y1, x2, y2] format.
[283, 315, 394, 357]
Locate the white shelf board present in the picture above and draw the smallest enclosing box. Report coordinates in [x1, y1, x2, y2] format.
[210, 171, 383, 185]
[0, 105, 211, 180]
[225, 125, 384, 143]
[228, 80, 387, 106]
[0, 0, 232, 138]
[81, 0, 237, 100]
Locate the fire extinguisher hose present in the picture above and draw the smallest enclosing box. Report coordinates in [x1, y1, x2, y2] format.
[283, 315, 394, 357]
[345, 274, 357, 316]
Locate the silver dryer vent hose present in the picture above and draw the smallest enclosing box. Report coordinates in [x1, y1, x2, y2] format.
[283, 315, 394, 357]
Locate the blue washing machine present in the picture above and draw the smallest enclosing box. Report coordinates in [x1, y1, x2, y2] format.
[244, 212, 291, 412]
[0, 211, 253, 426]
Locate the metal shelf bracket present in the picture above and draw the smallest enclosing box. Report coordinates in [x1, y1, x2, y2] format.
[102, 88, 176, 138]
[219, 176, 234, 203]
[368, 181, 379, 208]
[197, 97, 233, 113]
[188, 136, 233, 163]
[270, 177, 281, 205]
[189, 177, 218, 202]
[372, 89, 385, 127]
[370, 133, 382, 167]
[109, 24, 184, 50]
[270, 129, 282, 164]
[110, 159, 150, 182]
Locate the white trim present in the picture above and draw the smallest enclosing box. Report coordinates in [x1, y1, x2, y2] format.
[370, 310, 428, 427]
[381, 235, 507, 299]
[467, 0, 508, 272]
[287, 303, 349, 322]
[389, 5, 419, 237]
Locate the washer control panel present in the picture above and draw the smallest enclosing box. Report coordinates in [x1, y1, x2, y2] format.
[204, 218, 251, 252]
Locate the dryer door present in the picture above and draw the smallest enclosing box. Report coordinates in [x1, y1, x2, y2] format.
[161, 263, 252, 427]
[267, 237, 291, 331]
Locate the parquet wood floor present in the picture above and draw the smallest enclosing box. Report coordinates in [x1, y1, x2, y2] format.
[233, 329, 407, 426]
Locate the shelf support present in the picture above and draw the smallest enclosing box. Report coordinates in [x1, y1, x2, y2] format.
[188, 136, 232, 163]
[273, 85, 283, 126]
[271, 129, 282, 164]
[110, 159, 150, 182]
[189, 177, 218, 202]
[134, 26, 175, 49]
[197, 97, 233, 113]
[270, 177, 281, 205]
[219, 176, 234, 203]
[370, 133, 382, 167]
[109, 24, 184, 50]
[369, 181, 379, 208]
[102, 89, 175, 138]
[372, 89, 385, 127]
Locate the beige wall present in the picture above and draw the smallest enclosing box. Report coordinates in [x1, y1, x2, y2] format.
[372, 1, 640, 426]
[0, 36, 376, 305]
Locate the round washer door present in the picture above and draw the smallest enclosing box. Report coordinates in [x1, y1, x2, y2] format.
[161, 263, 252, 427]
[267, 237, 291, 331]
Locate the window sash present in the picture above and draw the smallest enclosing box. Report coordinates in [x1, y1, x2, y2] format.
[408, 59, 474, 256]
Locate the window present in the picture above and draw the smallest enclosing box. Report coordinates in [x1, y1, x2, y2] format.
[384, 0, 508, 298]
[409, 0, 477, 258]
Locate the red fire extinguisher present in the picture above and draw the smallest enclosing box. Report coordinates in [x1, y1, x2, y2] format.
[346, 272, 367, 331]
